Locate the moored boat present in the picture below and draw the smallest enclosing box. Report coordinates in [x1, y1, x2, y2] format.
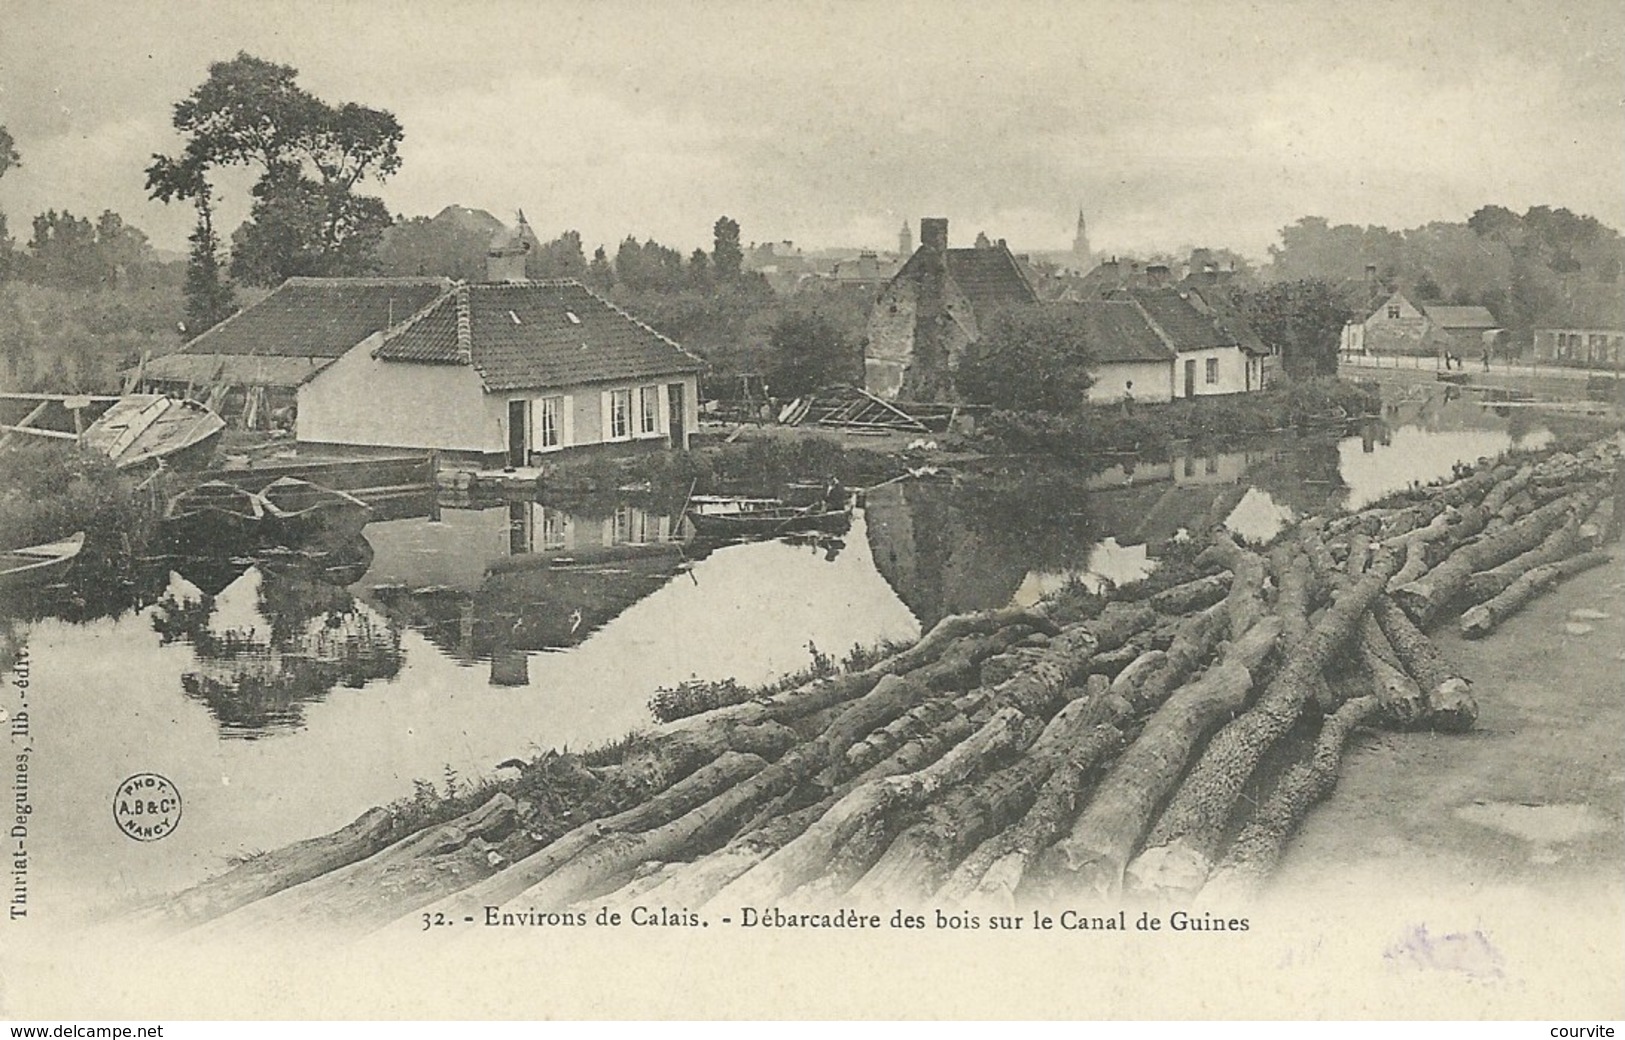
[81, 395, 225, 471]
[162, 482, 269, 552]
[260, 477, 375, 545]
[0, 532, 86, 590]
[686, 504, 851, 539]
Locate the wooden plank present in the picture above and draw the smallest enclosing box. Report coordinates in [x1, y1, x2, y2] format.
[0, 402, 53, 449]
[0, 424, 77, 442]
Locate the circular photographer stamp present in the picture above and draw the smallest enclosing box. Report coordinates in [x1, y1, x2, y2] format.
[113, 773, 182, 841]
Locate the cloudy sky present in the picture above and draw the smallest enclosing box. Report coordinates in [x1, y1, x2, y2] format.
[2, 0, 1621, 261]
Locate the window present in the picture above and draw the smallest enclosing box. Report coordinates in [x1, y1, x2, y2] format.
[1205, 357, 1219, 384]
[609, 388, 631, 440]
[638, 385, 660, 436]
[1387, 305, 1401, 319]
[536, 396, 563, 450]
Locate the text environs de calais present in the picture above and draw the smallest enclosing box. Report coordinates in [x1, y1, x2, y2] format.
[8, 645, 32, 921]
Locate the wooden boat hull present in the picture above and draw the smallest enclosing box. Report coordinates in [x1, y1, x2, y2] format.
[162, 482, 268, 553]
[0, 532, 86, 591]
[686, 507, 851, 539]
[260, 477, 374, 547]
[82, 395, 225, 471]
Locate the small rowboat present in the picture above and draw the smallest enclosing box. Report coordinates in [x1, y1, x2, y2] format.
[162, 482, 269, 552]
[686, 505, 851, 539]
[0, 532, 86, 590]
[260, 477, 374, 546]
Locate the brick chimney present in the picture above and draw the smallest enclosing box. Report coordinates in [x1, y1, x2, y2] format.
[920, 217, 949, 253]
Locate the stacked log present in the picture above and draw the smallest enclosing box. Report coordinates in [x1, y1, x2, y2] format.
[146, 434, 1620, 935]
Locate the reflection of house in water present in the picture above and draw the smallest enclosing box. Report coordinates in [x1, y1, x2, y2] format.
[359, 500, 690, 681]
[862, 483, 1034, 628]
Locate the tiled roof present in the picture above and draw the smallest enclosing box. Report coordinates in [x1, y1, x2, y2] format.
[374, 280, 705, 392]
[943, 245, 1040, 317]
[141, 353, 334, 388]
[1421, 305, 1499, 329]
[180, 277, 452, 358]
[1069, 300, 1175, 363]
[1124, 288, 1238, 352]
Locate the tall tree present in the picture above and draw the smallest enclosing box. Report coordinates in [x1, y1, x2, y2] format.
[146, 52, 404, 287]
[0, 127, 19, 280]
[954, 305, 1098, 412]
[765, 311, 857, 397]
[712, 216, 743, 280]
[0, 125, 18, 178]
[1236, 280, 1350, 379]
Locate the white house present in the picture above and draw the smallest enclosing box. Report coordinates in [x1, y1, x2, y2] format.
[297, 279, 704, 466]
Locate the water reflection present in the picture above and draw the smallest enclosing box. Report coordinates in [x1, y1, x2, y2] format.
[11, 382, 1572, 916]
[151, 542, 405, 737]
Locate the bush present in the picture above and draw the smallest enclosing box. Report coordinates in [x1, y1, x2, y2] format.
[984, 378, 1380, 458]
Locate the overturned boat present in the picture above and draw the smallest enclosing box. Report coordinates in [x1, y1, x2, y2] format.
[81, 395, 225, 471]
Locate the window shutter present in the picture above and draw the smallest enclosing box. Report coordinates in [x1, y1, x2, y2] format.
[561, 394, 574, 447]
[656, 383, 670, 435]
[601, 390, 613, 442]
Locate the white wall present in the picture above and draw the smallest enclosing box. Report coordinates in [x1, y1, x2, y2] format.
[302, 335, 700, 457]
[299, 333, 498, 452]
[1086, 360, 1174, 404]
[1177, 346, 1253, 397]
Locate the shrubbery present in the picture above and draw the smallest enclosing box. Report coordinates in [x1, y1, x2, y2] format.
[984, 378, 1381, 458]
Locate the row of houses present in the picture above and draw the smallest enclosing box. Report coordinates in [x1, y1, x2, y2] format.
[136, 216, 1290, 466]
[1341, 286, 1623, 367]
[863, 218, 1273, 404]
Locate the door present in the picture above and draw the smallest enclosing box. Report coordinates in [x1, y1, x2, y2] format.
[507, 399, 529, 468]
[667, 382, 686, 449]
[1184, 359, 1196, 399]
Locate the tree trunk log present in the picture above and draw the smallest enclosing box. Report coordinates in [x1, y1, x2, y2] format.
[1370, 596, 1476, 733]
[412, 752, 768, 925]
[196, 794, 516, 940]
[137, 807, 397, 932]
[1134, 549, 1398, 881]
[1392, 492, 1596, 627]
[1148, 571, 1232, 615]
[1460, 549, 1613, 639]
[706, 708, 1028, 909]
[1198, 693, 1385, 904]
[1042, 616, 1283, 898]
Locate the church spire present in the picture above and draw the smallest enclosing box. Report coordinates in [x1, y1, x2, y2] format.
[1072, 207, 1094, 273]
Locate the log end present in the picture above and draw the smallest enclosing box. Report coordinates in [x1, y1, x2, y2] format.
[1426, 678, 1478, 734]
[1124, 841, 1212, 899]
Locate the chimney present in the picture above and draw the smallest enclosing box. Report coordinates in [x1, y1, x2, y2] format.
[920, 217, 949, 253]
[1364, 263, 1378, 282]
[487, 214, 531, 282]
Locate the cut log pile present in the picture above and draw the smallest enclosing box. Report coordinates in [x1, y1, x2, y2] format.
[147, 436, 1621, 936]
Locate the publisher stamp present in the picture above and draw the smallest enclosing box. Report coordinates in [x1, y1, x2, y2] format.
[113, 773, 182, 842]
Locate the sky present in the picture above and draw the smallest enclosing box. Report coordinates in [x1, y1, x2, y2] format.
[1, 0, 1622, 262]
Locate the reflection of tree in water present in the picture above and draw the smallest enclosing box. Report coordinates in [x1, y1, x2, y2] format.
[150, 543, 403, 737]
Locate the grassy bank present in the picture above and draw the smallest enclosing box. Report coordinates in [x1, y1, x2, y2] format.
[984, 378, 1382, 461]
[0, 444, 175, 617]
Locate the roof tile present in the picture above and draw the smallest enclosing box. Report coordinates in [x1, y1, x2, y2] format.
[375, 280, 705, 391]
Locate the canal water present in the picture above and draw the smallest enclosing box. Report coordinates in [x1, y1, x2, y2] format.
[5, 385, 1554, 919]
